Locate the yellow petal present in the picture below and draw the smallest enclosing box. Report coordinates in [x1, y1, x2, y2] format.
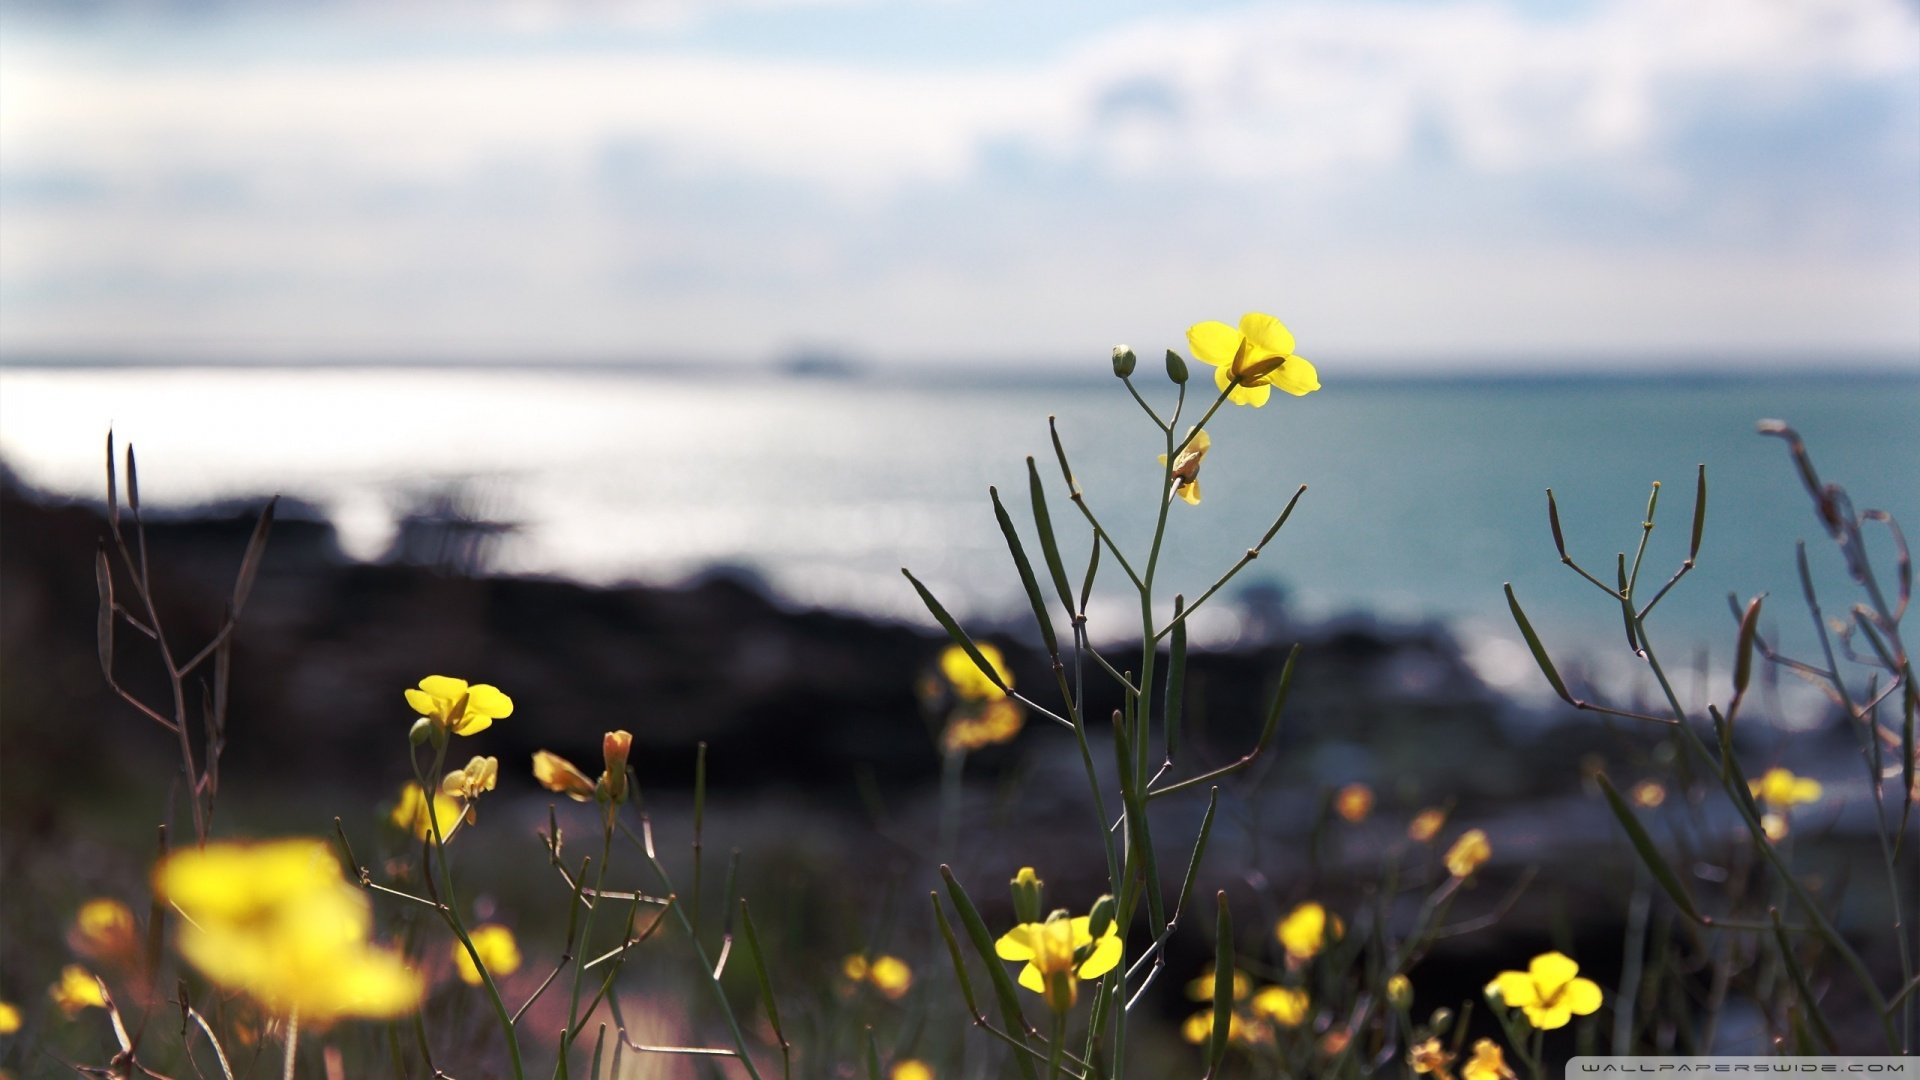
[1178, 481, 1202, 505]
[417, 675, 468, 703]
[994, 925, 1037, 961]
[464, 684, 514, 719]
[1186, 321, 1243, 368]
[1524, 1001, 1574, 1030]
[404, 688, 442, 718]
[1066, 916, 1094, 949]
[941, 644, 1009, 701]
[1527, 952, 1579, 995]
[1017, 962, 1045, 994]
[451, 714, 494, 737]
[1790, 777, 1823, 804]
[1561, 976, 1603, 1016]
[1077, 931, 1122, 981]
[1269, 354, 1321, 396]
[1227, 380, 1272, 408]
[1236, 313, 1296, 357]
[1489, 970, 1538, 1007]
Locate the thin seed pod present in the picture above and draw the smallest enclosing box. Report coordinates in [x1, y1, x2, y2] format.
[931, 892, 983, 1019]
[939, 866, 1040, 1080]
[1596, 774, 1700, 923]
[1771, 909, 1839, 1053]
[1546, 489, 1568, 559]
[1174, 788, 1220, 919]
[1027, 457, 1078, 617]
[1616, 554, 1639, 654]
[1165, 595, 1187, 764]
[992, 486, 1060, 656]
[1077, 533, 1099, 618]
[95, 547, 114, 680]
[1689, 464, 1707, 562]
[864, 1027, 882, 1080]
[1727, 595, 1763, 725]
[232, 497, 277, 615]
[738, 900, 787, 1052]
[125, 442, 140, 512]
[105, 431, 121, 536]
[1504, 584, 1573, 704]
[1207, 892, 1233, 1074]
[902, 569, 1011, 696]
[590, 1025, 607, 1079]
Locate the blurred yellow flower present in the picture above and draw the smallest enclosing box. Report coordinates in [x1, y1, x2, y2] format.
[940, 644, 1010, 701]
[405, 675, 513, 738]
[994, 913, 1121, 1013]
[1334, 783, 1375, 823]
[441, 756, 499, 801]
[1157, 428, 1212, 506]
[1408, 807, 1447, 843]
[1749, 767, 1821, 807]
[1761, 812, 1790, 842]
[0, 1001, 19, 1034]
[533, 749, 597, 802]
[453, 925, 522, 987]
[1410, 1036, 1454, 1077]
[942, 698, 1024, 753]
[392, 782, 462, 842]
[1445, 829, 1492, 878]
[891, 1061, 934, 1080]
[1631, 780, 1667, 809]
[1275, 901, 1343, 961]
[155, 839, 423, 1021]
[868, 955, 913, 1000]
[1184, 968, 1251, 1002]
[70, 899, 139, 965]
[50, 966, 106, 1016]
[1463, 1038, 1516, 1080]
[1186, 313, 1321, 407]
[1487, 951, 1602, 1030]
[1181, 1008, 1251, 1046]
[1250, 985, 1309, 1028]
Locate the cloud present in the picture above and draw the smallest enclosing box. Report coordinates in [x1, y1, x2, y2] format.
[1, 0, 1915, 361]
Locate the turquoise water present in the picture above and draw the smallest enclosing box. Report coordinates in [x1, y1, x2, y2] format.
[2, 365, 1914, 690]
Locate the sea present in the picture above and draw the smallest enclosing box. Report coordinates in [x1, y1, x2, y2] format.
[2, 363, 1915, 702]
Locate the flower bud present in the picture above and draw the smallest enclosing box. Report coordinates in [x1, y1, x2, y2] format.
[1010, 866, 1043, 925]
[1087, 894, 1116, 940]
[1165, 349, 1189, 385]
[598, 730, 633, 804]
[409, 717, 433, 747]
[1387, 973, 1412, 1010]
[1111, 345, 1137, 378]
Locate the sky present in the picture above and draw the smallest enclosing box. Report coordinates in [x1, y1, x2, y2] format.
[1, 0, 1917, 371]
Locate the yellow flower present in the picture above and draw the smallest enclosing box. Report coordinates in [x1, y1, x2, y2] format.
[1334, 783, 1375, 823]
[453, 925, 521, 987]
[441, 756, 499, 801]
[891, 1062, 934, 1080]
[942, 698, 1024, 753]
[1487, 951, 1602, 1030]
[1249, 985, 1309, 1028]
[392, 782, 462, 842]
[49, 967, 104, 1017]
[1184, 968, 1251, 1001]
[1408, 807, 1447, 843]
[405, 675, 513, 738]
[940, 644, 1010, 701]
[50, 966, 106, 1016]
[867, 955, 913, 1000]
[1275, 901, 1343, 961]
[1181, 1008, 1251, 1046]
[1761, 812, 1790, 842]
[1631, 780, 1667, 808]
[841, 954, 869, 982]
[1410, 1036, 1454, 1078]
[1186, 313, 1322, 407]
[1445, 829, 1492, 878]
[156, 840, 422, 1022]
[1157, 428, 1212, 506]
[0, 1001, 19, 1034]
[1749, 767, 1822, 808]
[1462, 1038, 1516, 1080]
[532, 730, 634, 805]
[70, 899, 139, 966]
[994, 912, 1122, 1013]
[533, 749, 598, 802]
